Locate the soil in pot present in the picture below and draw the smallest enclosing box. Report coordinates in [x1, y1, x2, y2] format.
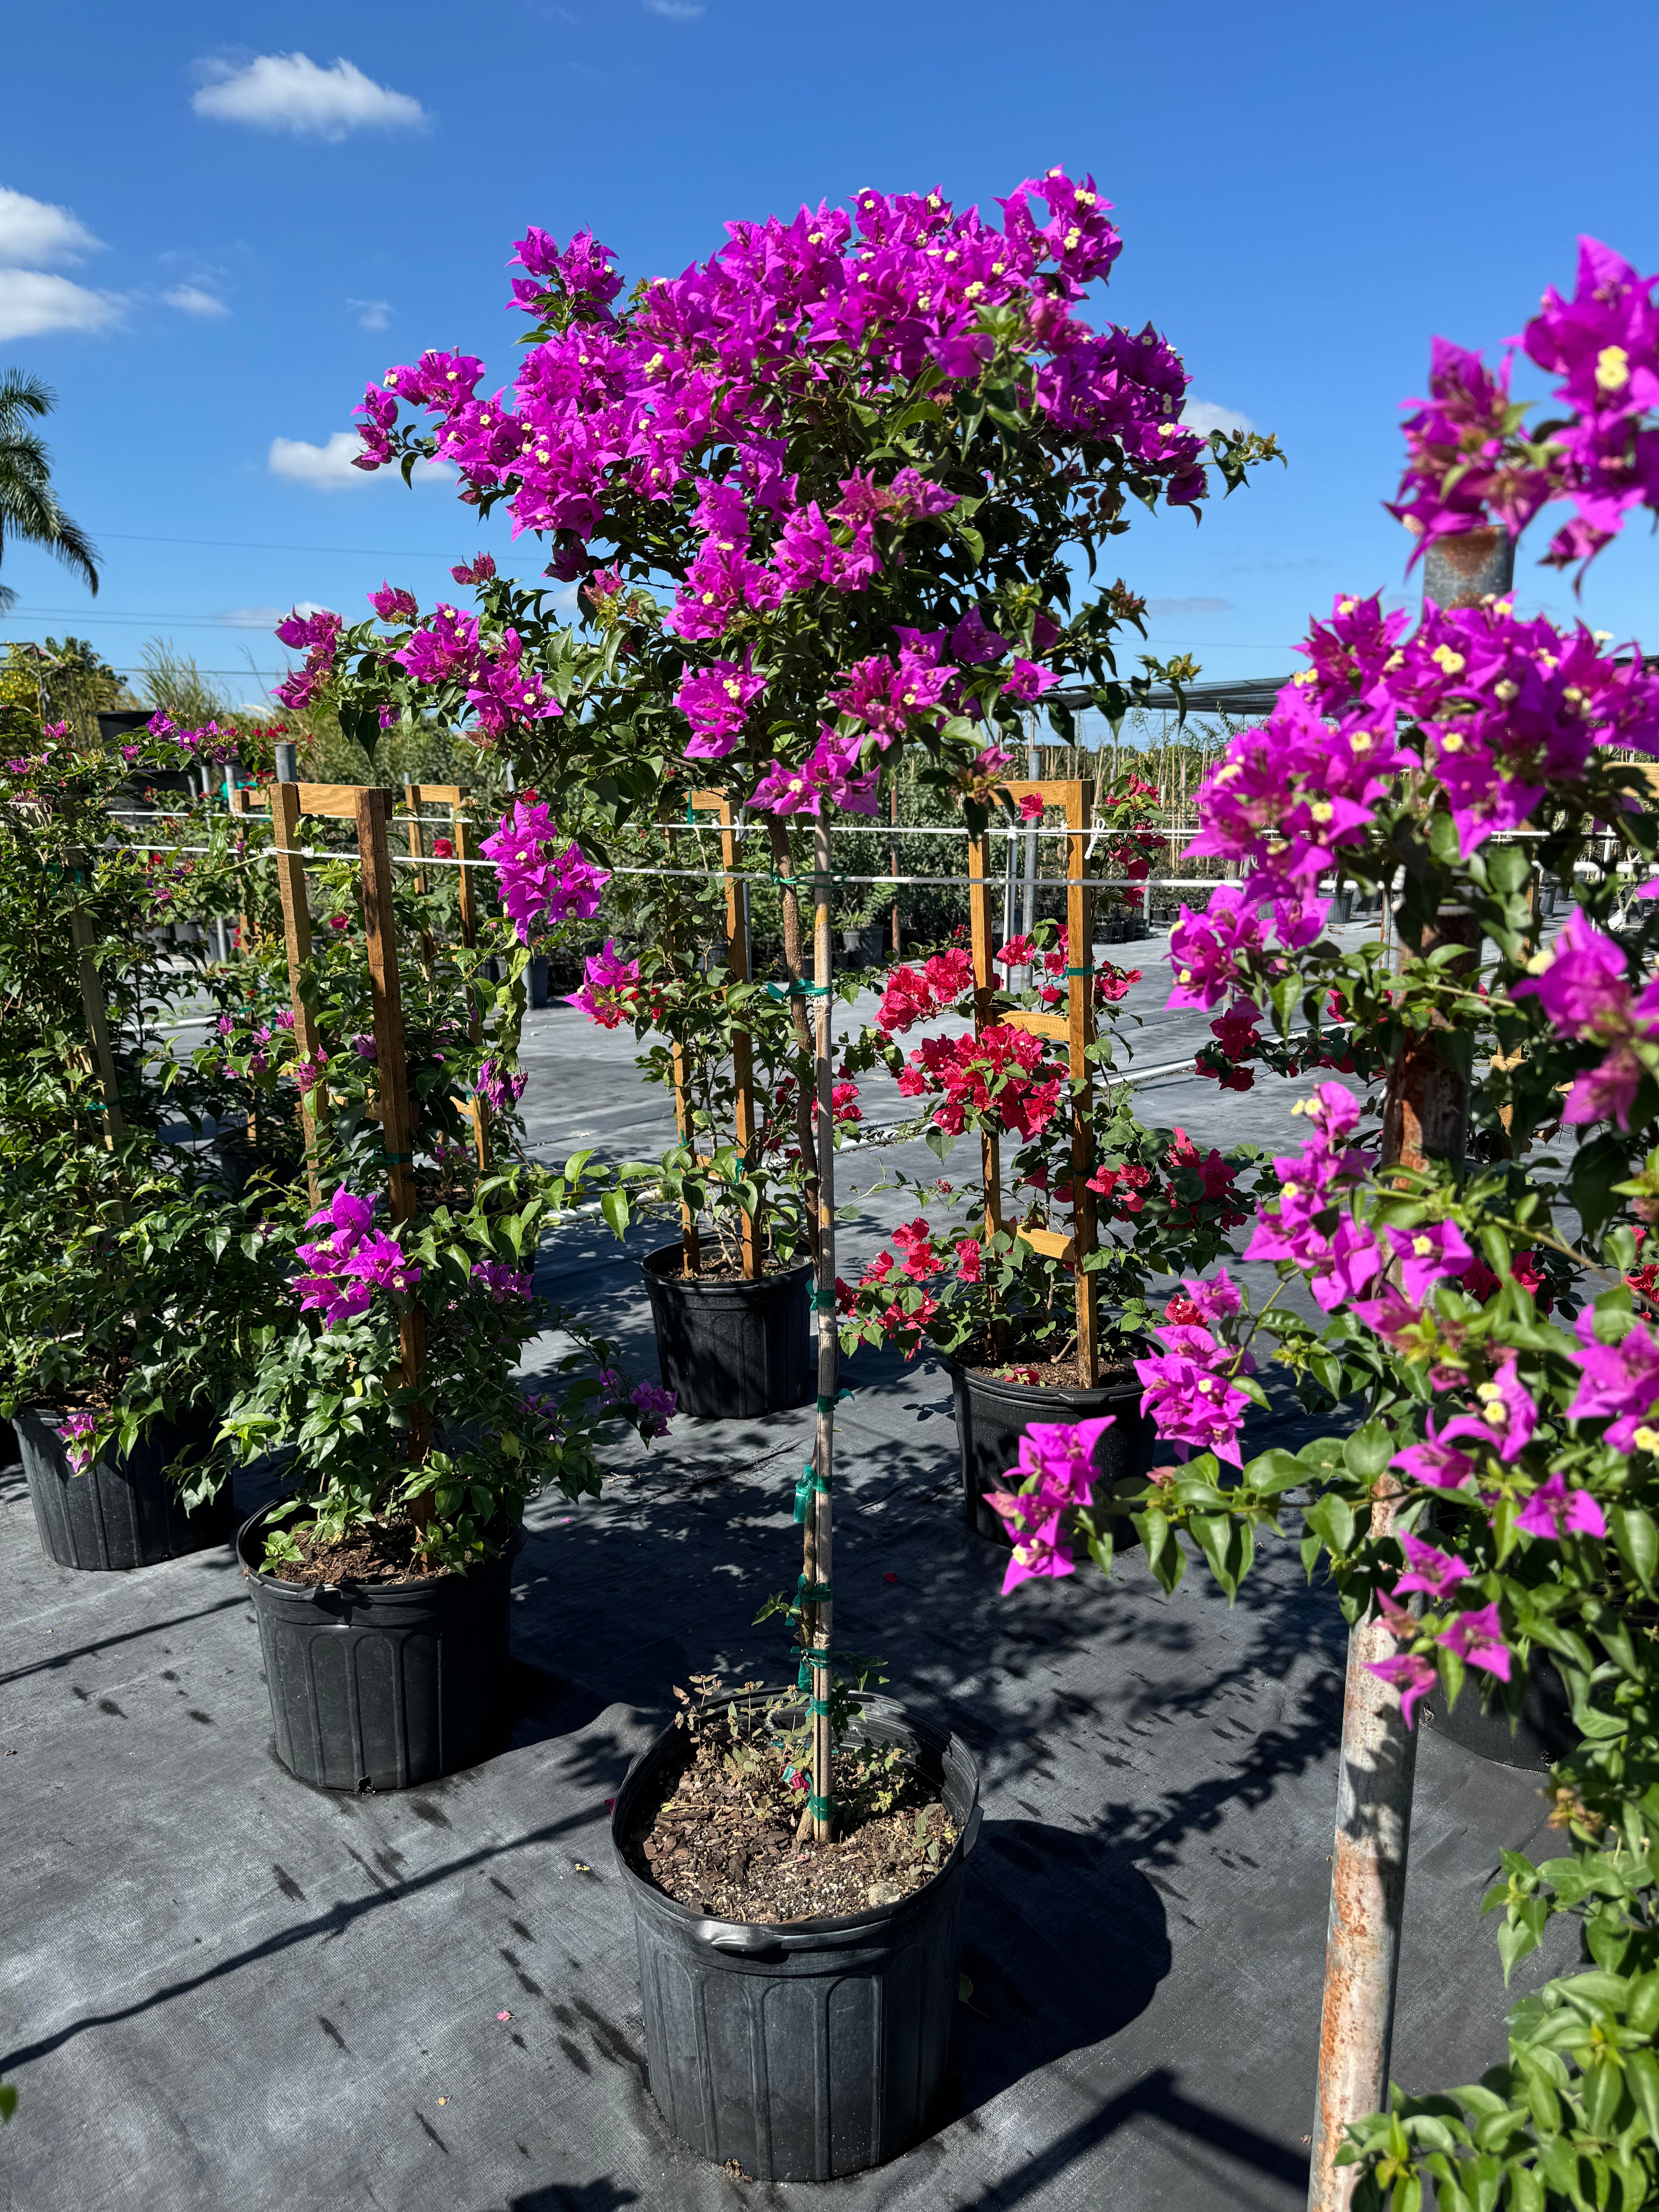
[643, 1241, 812, 1418]
[622, 1697, 958, 1925]
[262, 1514, 454, 1586]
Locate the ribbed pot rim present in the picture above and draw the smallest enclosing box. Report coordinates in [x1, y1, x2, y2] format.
[938, 1348, 1146, 1416]
[642, 1243, 813, 1294]
[236, 1503, 521, 1603]
[611, 1686, 980, 1947]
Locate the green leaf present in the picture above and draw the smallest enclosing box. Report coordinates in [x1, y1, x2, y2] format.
[1344, 1420, 1396, 1479]
[1625, 2048, 1659, 2144]
[599, 1189, 630, 1240]
[1306, 1491, 1356, 1558]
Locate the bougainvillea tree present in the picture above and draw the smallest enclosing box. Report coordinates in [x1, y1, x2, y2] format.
[296, 167, 1278, 1837]
[989, 238, 1659, 2209]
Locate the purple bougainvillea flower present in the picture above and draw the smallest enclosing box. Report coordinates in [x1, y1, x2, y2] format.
[1000, 1506, 1075, 1594]
[1013, 1416, 1117, 1507]
[1366, 1650, 1438, 1729]
[1515, 1471, 1608, 1541]
[1441, 1360, 1538, 1462]
[1386, 1219, 1475, 1305]
[1437, 1602, 1511, 1681]
[1568, 1312, 1659, 1449]
[1391, 1530, 1471, 1599]
[1391, 1419, 1480, 1492]
[1511, 907, 1633, 1039]
[1563, 1042, 1648, 1129]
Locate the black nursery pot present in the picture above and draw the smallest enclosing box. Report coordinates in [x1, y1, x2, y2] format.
[1423, 1649, 1576, 1772]
[613, 1689, 982, 2184]
[944, 1354, 1154, 1548]
[16, 1405, 234, 1572]
[238, 1506, 519, 1791]
[642, 1243, 813, 1419]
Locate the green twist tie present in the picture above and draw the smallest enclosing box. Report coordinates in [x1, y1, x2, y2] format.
[1065, 966, 1094, 978]
[806, 1793, 833, 1819]
[379, 1148, 415, 1163]
[765, 979, 832, 1001]
[796, 1655, 812, 1689]
[808, 1286, 836, 1312]
[796, 1577, 833, 1604]
[803, 1697, 831, 1719]
[815, 1389, 853, 1413]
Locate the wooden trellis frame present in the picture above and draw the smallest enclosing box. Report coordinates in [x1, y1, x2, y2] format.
[965, 779, 1100, 1387]
[668, 791, 762, 1278]
[241, 780, 428, 1451]
[242, 779, 491, 1175]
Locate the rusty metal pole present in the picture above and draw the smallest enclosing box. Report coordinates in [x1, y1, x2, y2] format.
[1307, 530, 1506, 2212]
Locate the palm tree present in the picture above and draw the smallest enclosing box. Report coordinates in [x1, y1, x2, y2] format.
[0, 370, 99, 613]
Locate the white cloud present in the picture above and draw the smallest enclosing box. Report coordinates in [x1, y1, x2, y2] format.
[1146, 596, 1235, 618]
[348, 296, 392, 331]
[0, 269, 122, 340]
[268, 430, 452, 491]
[1182, 398, 1255, 439]
[193, 54, 426, 142]
[0, 187, 102, 267]
[645, 0, 705, 16]
[163, 283, 229, 318]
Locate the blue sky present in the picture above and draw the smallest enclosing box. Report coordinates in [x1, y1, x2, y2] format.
[5, 0, 1659, 709]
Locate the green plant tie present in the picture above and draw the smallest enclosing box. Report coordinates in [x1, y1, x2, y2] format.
[803, 1697, 831, 1719]
[815, 1389, 853, 1413]
[765, 979, 832, 1001]
[792, 1461, 832, 1522]
[806, 1793, 833, 1818]
[378, 1148, 415, 1163]
[1065, 966, 1094, 977]
[796, 1576, 833, 1604]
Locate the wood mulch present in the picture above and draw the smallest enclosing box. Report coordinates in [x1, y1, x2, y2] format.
[623, 1702, 957, 1926]
[264, 1516, 448, 1588]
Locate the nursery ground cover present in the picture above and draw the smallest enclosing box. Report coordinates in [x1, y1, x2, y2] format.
[0, 995, 1575, 2212]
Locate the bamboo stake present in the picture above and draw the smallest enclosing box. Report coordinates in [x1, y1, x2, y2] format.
[966, 821, 1004, 1252]
[718, 801, 762, 1280]
[356, 788, 429, 1470]
[764, 817, 821, 1277]
[271, 781, 324, 1206]
[809, 817, 837, 1846]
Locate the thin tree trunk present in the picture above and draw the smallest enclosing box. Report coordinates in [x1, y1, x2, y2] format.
[765, 816, 821, 1273]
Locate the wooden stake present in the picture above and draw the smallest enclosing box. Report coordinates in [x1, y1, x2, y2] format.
[270, 782, 324, 1205]
[671, 1037, 701, 1277]
[712, 798, 762, 1279]
[1065, 783, 1100, 1386]
[966, 820, 1003, 1252]
[449, 799, 489, 1171]
[356, 788, 428, 1466]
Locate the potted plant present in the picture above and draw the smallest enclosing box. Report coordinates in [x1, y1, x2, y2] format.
[980, 238, 1659, 2206]
[221, 1149, 673, 1790]
[560, 918, 871, 1417]
[302, 159, 1277, 2177]
[837, 919, 1256, 1541]
[0, 718, 290, 1568]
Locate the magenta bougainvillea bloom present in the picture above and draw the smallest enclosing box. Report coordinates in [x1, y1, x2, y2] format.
[1391, 1530, 1471, 1600]
[471, 1259, 534, 1305]
[566, 941, 641, 1027]
[1365, 1650, 1438, 1729]
[1512, 909, 1635, 1039]
[480, 795, 610, 944]
[1166, 886, 1270, 1013]
[1515, 1471, 1608, 1541]
[294, 1188, 421, 1328]
[1390, 1419, 1480, 1493]
[675, 656, 768, 760]
[1385, 1219, 1475, 1304]
[1438, 1602, 1512, 1681]
[1440, 1360, 1538, 1463]
[746, 731, 882, 817]
[1014, 1416, 1118, 1506]
[61, 1409, 97, 1476]
[475, 1058, 528, 1115]
[1566, 1311, 1659, 1450]
[1134, 1328, 1253, 1468]
[369, 583, 419, 624]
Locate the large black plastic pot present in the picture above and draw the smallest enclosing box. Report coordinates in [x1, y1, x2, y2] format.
[944, 1354, 1154, 1548]
[238, 1506, 520, 1791]
[642, 1244, 812, 1418]
[613, 1689, 981, 2183]
[16, 1405, 233, 1571]
[1423, 1651, 1575, 1772]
